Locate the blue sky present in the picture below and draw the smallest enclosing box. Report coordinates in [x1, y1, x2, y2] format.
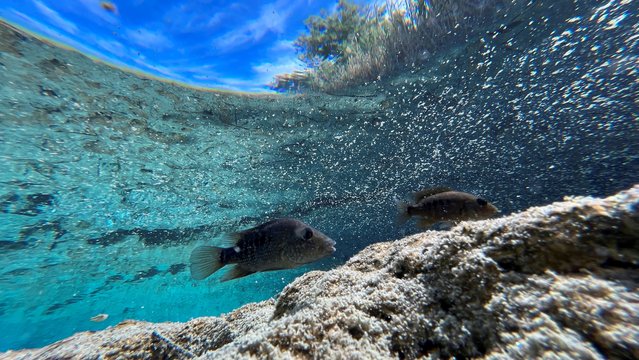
[0, 0, 371, 92]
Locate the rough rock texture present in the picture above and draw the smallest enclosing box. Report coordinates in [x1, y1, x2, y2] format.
[3, 186, 638, 359]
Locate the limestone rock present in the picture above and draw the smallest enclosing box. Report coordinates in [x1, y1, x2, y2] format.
[3, 186, 638, 359]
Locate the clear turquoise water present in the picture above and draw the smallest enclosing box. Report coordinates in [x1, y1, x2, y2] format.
[1, 0, 638, 352]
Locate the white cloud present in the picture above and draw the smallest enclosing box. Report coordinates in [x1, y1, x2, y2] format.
[33, 0, 78, 34]
[96, 38, 126, 57]
[182, 53, 304, 92]
[270, 39, 296, 52]
[148, 65, 185, 79]
[168, 64, 220, 78]
[126, 28, 172, 50]
[213, 0, 301, 52]
[252, 56, 304, 84]
[165, 4, 227, 34]
[129, 56, 182, 78]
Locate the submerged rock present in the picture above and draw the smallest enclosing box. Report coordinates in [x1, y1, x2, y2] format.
[2, 186, 638, 359]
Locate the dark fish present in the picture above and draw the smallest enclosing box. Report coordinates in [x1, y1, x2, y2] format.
[397, 187, 499, 228]
[190, 218, 335, 281]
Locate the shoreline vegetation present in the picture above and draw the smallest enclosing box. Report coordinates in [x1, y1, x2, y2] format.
[272, 0, 513, 93]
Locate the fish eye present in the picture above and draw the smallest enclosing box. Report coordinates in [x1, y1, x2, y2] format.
[477, 198, 488, 206]
[303, 228, 313, 240]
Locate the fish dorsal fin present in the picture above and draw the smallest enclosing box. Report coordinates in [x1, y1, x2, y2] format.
[215, 232, 243, 248]
[413, 187, 454, 202]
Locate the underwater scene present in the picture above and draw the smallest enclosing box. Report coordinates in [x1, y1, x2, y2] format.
[0, 0, 638, 357]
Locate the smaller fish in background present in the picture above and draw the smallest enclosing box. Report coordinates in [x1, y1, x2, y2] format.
[90, 313, 109, 322]
[100, 1, 118, 14]
[397, 187, 499, 229]
[190, 218, 335, 282]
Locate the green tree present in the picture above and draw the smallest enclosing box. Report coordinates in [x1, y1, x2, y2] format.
[294, 0, 366, 66]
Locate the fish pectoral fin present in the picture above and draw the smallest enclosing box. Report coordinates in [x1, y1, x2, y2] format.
[396, 200, 411, 226]
[431, 221, 455, 231]
[190, 246, 224, 280]
[412, 186, 454, 202]
[416, 218, 437, 229]
[221, 265, 255, 282]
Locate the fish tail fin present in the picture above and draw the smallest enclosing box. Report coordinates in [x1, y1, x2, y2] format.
[396, 200, 411, 225]
[189, 245, 224, 280]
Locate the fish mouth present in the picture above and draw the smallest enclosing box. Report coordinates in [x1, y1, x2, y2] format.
[325, 238, 336, 253]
